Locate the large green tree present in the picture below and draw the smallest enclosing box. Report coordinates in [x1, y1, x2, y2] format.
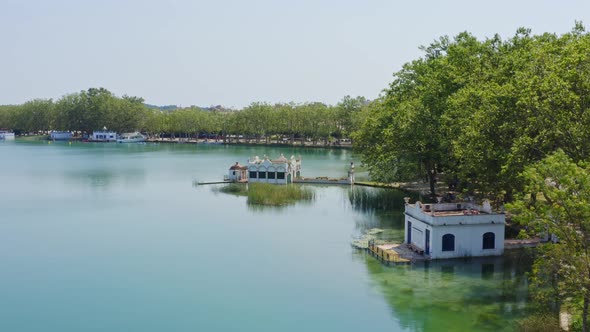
[445, 25, 590, 201]
[355, 25, 590, 201]
[336, 95, 367, 140]
[354, 36, 461, 197]
[508, 150, 590, 331]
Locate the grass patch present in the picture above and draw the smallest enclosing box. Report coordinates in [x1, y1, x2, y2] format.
[348, 187, 418, 212]
[213, 183, 315, 206]
[215, 183, 248, 196]
[247, 183, 314, 206]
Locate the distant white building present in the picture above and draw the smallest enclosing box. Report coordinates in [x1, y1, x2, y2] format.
[91, 130, 117, 142]
[228, 162, 248, 182]
[404, 199, 505, 259]
[0, 130, 15, 140]
[50, 131, 72, 141]
[247, 154, 301, 184]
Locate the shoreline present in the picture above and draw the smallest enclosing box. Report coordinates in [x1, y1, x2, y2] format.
[144, 137, 353, 149]
[11, 135, 353, 149]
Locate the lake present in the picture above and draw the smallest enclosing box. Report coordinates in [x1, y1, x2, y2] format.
[0, 141, 531, 331]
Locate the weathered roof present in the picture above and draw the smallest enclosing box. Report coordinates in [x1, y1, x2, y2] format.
[229, 162, 248, 170]
[271, 155, 289, 163]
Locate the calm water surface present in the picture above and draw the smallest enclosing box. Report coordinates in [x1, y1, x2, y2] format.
[0, 141, 531, 331]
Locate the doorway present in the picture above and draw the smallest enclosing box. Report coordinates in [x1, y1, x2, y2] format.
[425, 229, 430, 255]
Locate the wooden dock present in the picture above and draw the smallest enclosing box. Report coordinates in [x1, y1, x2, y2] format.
[193, 180, 232, 186]
[367, 241, 427, 263]
[294, 177, 351, 185]
[504, 238, 541, 249]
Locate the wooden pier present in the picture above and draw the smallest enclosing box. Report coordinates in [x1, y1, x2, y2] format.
[193, 180, 232, 186]
[367, 241, 427, 264]
[504, 238, 541, 249]
[293, 177, 351, 185]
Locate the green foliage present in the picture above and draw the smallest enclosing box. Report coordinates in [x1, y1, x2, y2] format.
[0, 88, 148, 134]
[354, 34, 473, 197]
[507, 150, 590, 331]
[214, 183, 315, 206]
[336, 95, 368, 139]
[516, 312, 560, 332]
[215, 183, 248, 196]
[354, 24, 590, 201]
[348, 187, 418, 213]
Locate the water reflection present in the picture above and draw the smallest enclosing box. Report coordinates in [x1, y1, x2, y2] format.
[348, 187, 421, 241]
[209, 183, 316, 213]
[348, 186, 419, 212]
[63, 168, 146, 188]
[356, 250, 533, 332]
[346, 186, 533, 331]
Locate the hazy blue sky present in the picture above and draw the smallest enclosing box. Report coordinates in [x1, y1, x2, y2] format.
[2, 0, 589, 108]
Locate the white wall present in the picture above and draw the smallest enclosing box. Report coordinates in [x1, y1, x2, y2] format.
[92, 132, 117, 141]
[430, 223, 504, 259]
[50, 132, 72, 140]
[405, 209, 505, 259]
[248, 164, 289, 184]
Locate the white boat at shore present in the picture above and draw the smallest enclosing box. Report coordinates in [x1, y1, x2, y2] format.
[50, 131, 72, 141]
[0, 130, 15, 140]
[117, 132, 146, 143]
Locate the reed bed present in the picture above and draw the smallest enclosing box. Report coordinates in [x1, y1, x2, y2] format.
[348, 187, 417, 213]
[247, 183, 315, 206]
[216, 183, 248, 196]
[214, 183, 315, 206]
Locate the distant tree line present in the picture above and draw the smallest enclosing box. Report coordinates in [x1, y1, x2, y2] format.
[0, 89, 366, 144]
[0, 88, 147, 135]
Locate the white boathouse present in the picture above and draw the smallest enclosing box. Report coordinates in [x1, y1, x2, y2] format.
[228, 162, 248, 182]
[404, 199, 505, 259]
[247, 154, 301, 184]
[91, 130, 117, 142]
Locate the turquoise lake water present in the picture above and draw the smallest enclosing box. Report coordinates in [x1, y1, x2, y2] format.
[0, 141, 531, 331]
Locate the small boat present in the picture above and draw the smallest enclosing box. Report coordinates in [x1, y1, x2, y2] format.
[0, 130, 15, 140]
[117, 132, 146, 143]
[50, 131, 72, 141]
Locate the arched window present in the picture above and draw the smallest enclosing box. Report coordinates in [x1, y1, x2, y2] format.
[482, 232, 495, 249]
[442, 234, 455, 251]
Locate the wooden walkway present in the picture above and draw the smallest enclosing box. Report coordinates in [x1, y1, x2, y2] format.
[504, 238, 541, 249]
[294, 178, 351, 185]
[193, 180, 232, 186]
[367, 241, 427, 264]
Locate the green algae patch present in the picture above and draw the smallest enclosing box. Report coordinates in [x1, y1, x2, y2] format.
[356, 249, 534, 332]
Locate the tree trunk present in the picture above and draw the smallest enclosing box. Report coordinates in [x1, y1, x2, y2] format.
[428, 169, 437, 200]
[583, 294, 589, 332]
